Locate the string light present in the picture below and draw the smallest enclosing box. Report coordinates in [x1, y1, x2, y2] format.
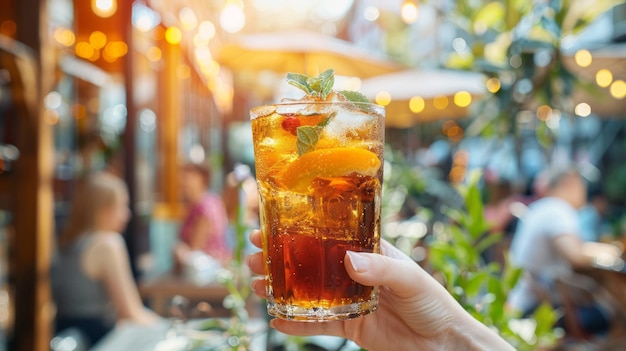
[409, 96, 425, 113]
[401, 1, 419, 24]
[536, 105, 552, 121]
[146, 47, 162, 62]
[91, 0, 117, 18]
[610, 80, 626, 99]
[220, 1, 246, 34]
[433, 96, 448, 110]
[596, 69, 613, 88]
[375, 91, 391, 106]
[363, 6, 380, 21]
[89, 31, 107, 50]
[54, 28, 75, 47]
[486, 78, 501, 93]
[574, 103, 591, 117]
[179, 7, 198, 31]
[165, 27, 182, 45]
[453, 91, 472, 107]
[574, 49, 592, 67]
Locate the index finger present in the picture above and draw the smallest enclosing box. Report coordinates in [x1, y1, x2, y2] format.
[250, 229, 262, 249]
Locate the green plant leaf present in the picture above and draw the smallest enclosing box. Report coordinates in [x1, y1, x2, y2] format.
[339, 90, 375, 112]
[339, 90, 372, 104]
[287, 70, 336, 98]
[532, 303, 560, 336]
[286, 72, 313, 94]
[319, 69, 335, 99]
[502, 253, 523, 292]
[296, 126, 321, 155]
[465, 271, 489, 297]
[473, 2, 505, 31]
[475, 232, 502, 254]
[295, 112, 335, 155]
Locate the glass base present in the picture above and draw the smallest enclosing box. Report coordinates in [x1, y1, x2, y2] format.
[266, 292, 379, 322]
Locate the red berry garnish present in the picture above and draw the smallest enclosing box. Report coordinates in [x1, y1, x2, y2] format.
[281, 117, 301, 135]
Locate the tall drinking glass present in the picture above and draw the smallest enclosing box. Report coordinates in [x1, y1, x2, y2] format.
[250, 100, 385, 321]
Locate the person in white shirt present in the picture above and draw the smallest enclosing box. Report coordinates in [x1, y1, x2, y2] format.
[507, 168, 620, 334]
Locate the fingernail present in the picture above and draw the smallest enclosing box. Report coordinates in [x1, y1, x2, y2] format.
[249, 280, 256, 293]
[347, 251, 370, 273]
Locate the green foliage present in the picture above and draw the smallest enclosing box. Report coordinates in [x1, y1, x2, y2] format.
[286, 69, 335, 99]
[428, 172, 560, 350]
[437, 0, 619, 143]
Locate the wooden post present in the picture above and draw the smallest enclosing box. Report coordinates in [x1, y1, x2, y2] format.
[10, 0, 55, 350]
[154, 38, 182, 219]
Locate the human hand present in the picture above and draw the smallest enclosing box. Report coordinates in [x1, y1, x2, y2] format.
[246, 230, 513, 351]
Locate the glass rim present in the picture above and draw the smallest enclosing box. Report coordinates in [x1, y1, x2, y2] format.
[269, 100, 382, 107]
[250, 100, 385, 120]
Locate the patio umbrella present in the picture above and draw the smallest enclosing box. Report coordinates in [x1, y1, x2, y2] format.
[216, 30, 403, 78]
[359, 69, 487, 128]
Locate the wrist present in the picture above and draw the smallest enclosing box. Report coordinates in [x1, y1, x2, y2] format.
[441, 313, 514, 351]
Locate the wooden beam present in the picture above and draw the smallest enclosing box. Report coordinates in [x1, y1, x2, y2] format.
[9, 0, 55, 350]
[154, 37, 183, 220]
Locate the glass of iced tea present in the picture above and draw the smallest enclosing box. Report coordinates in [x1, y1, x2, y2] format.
[250, 84, 384, 321]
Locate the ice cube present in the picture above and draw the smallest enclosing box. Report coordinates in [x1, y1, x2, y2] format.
[323, 109, 372, 141]
[275, 100, 330, 116]
[324, 91, 349, 102]
[251, 105, 276, 119]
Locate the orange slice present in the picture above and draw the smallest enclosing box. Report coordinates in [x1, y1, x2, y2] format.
[278, 147, 381, 193]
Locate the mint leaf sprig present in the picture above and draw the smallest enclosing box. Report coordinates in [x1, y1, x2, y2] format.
[286, 69, 374, 110]
[296, 113, 334, 156]
[287, 69, 335, 100]
[285, 69, 376, 155]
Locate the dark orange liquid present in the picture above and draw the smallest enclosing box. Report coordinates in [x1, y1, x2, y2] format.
[260, 174, 380, 311]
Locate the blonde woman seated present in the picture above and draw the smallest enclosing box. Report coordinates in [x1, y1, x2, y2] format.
[52, 172, 160, 346]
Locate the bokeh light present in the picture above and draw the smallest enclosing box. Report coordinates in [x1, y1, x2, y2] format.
[75, 42, 95, 60]
[220, 3, 246, 34]
[375, 91, 391, 106]
[104, 41, 128, 58]
[595, 69, 613, 88]
[54, 27, 75, 47]
[453, 91, 472, 107]
[574, 49, 592, 68]
[165, 27, 183, 45]
[409, 96, 425, 113]
[179, 7, 198, 31]
[574, 103, 591, 117]
[401, 1, 419, 24]
[363, 6, 380, 21]
[198, 21, 216, 41]
[146, 46, 162, 62]
[89, 31, 107, 50]
[536, 105, 552, 121]
[486, 78, 501, 93]
[433, 95, 448, 110]
[610, 80, 626, 99]
[92, 0, 117, 18]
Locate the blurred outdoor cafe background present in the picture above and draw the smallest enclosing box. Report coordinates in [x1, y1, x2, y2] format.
[2, 0, 626, 350]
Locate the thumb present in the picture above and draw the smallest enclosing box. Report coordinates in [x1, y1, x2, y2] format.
[345, 250, 433, 299]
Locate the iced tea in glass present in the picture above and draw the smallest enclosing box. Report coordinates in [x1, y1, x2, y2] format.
[251, 98, 384, 321]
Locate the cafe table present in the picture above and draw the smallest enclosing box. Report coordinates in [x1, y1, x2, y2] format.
[139, 272, 230, 316]
[580, 256, 626, 315]
[569, 256, 626, 347]
[91, 318, 268, 351]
